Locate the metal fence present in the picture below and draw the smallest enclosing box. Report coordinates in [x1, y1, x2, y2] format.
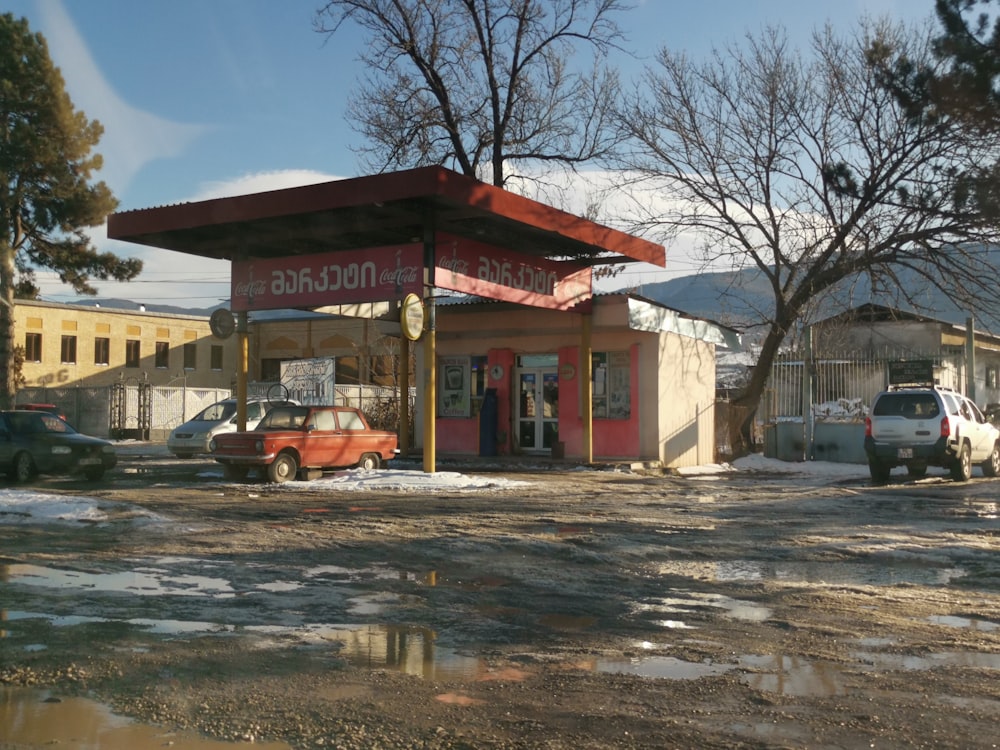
[16, 382, 413, 440]
[762, 348, 961, 424]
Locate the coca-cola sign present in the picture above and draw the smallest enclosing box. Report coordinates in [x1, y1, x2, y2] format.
[434, 232, 592, 310]
[231, 245, 423, 312]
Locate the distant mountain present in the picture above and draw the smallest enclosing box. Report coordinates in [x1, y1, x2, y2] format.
[55, 298, 227, 317]
[626, 245, 1000, 335]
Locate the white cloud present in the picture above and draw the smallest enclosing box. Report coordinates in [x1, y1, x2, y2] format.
[36, 0, 209, 196]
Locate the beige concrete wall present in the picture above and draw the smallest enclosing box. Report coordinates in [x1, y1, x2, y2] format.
[15, 299, 236, 390]
[655, 332, 717, 467]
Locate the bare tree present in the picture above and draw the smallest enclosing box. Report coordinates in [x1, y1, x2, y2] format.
[611, 18, 1000, 451]
[314, 0, 630, 188]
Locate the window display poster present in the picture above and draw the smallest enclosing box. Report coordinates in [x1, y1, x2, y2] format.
[439, 356, 471, 417]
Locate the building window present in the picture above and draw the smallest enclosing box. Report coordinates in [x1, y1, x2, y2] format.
[211, 345, 224, 371]
[24, 333, 42, 363]
[155, 341, 169, 369]
[94, 337, 110, 366]
[183, 342, 197, 370]
[261, 358, 283, 382]
[470, 355, 488, 415]
[988, 366, 1000, 390]
[592, 351, 631, 419]
[125, 340, 141, 368]
[60, 335, 77, 364]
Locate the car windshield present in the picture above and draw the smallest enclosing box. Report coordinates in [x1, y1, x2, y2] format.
[7, 412, 76, 434]
[258, 406, 309, 430]
[193, 401, 237, 422]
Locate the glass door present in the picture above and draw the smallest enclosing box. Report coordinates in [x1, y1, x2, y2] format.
[516, 368, 559, 452]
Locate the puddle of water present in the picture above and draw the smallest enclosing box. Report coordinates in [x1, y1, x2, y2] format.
[738, 654, 849, 696]
[927, 615, 999, 632]
[634, 591, 772, 624]
[855, 650, 1000, 670]
[656, 559, 967, 586]
[0, 687, 290, 749]
[7, 562, 236, 598]
[596, 655, 730, 680]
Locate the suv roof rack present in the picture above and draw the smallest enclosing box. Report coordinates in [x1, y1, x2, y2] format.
[887, 384, 956, 392]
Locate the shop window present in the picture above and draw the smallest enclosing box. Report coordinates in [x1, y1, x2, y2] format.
[60, 335, 77, 365]
[183, 342, 197, 370]
[24, 332, 42, 363]
[211, 345, 224, 371]
[592, 351, 631, 419]
[155, 341, 169, 369]
[125, 340, 141, 368]
[94, 337, 110, 366]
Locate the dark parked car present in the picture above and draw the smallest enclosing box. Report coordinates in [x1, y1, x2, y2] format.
[210, 405, 398, 483]
[0, 410, 117, 482]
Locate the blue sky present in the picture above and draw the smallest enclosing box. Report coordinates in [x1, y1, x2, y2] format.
[7, 0, 931, 308]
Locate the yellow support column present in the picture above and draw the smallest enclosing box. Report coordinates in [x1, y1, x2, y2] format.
[399, 336, 410, 455]
[423, 300, 436, 473]
[237, 311, 249, 431]
[582, 313, 593, 464]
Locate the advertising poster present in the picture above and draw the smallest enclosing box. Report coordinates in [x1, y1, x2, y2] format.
[439, 356, 470, 417]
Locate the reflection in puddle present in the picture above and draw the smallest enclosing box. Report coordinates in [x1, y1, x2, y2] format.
[7, 562, 236, 598]
[927, 615, 999, 632]
[738, 654, 847, 696]
[596, 655, 730, 680]
[656, 559, 966, 586]
[856, 650, 1000, 670]
[0, 687, 289, 749]
[594, 649, 1000, 695]
[633, 591, 772, 624]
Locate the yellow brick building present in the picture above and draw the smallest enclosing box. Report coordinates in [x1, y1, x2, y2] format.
[15, 299, 238, 390]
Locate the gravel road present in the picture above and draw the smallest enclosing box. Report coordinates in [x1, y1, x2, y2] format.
[2, 449, 999, 749]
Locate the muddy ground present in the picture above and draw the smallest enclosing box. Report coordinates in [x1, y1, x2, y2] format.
[2, 447, 999, 749]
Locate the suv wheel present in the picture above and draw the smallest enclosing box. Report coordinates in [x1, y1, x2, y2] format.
[982, 443, 1000, 478]
[868, 458, 891, 484]
[950, 442, 973, 482]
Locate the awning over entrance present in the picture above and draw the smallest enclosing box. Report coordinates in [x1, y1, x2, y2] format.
[107, 166, 665, 269]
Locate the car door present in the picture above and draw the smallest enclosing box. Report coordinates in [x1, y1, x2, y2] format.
[299, 408, 348, 467]
[965, 400, 994, 460]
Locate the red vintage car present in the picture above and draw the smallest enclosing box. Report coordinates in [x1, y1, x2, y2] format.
[209, 404, 398, 483]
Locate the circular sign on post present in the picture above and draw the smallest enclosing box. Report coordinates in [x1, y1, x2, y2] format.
[400, 293, 425, 341]
[209, 309, 236, 339]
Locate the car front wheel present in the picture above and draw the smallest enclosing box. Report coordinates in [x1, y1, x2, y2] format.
[982, 443, 1000, 478]
[267, 453, 298, 483]
[950, 442, 973, 482]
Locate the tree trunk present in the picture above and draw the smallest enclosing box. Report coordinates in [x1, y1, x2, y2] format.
[0, 241, 16, 409]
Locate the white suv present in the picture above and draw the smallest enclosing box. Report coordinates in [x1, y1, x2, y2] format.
[864, 386, 1000, 482]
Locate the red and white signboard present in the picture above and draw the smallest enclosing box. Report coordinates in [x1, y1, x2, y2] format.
[434, 232, 592, 310]
[231, 244, 423, 312]
[230, 234, 593, 312]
